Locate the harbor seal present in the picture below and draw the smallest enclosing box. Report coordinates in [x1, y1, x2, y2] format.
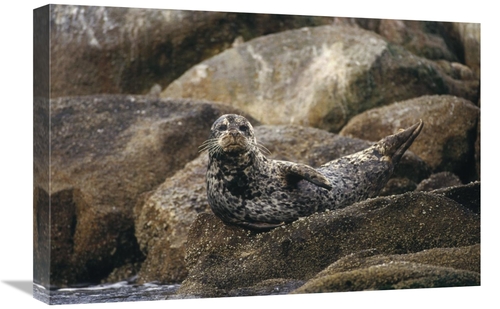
[201, 114, 423, 231]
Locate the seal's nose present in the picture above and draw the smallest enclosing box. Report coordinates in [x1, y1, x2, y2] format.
[229, 130, 239, 137]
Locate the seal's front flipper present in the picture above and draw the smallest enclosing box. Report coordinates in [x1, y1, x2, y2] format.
[280, 162, 332, 190]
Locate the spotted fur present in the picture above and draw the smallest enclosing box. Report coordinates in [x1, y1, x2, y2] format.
[203, 114, 423, 231]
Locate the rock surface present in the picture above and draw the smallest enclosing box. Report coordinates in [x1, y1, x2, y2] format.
[177, 191, 479, 297]
[453, 22, 480, 78]
[339, 95, 480, 182]
[431, 181, 480, 214]
[49, 5, 337, 97]
[161, 24, 479, 132]
[416, 171, 462, 191]
[292, 245, 480, 293]
[358, 19, 462, 62]
[36, 95, 254, 286]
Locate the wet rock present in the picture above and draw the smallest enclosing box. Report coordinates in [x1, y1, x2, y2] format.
[339, 95, 480, 182]
[416, 171, 462, 191]
[135, 125, 429, 283]
[39, 95, 252, 286]
[178, 191, 479, 297]
[292, 245, 479, 293]
[49, 4, 337, 97]
[161, 24, 479, 132]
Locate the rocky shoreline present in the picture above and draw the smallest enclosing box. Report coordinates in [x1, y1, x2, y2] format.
[34, 5, 480, 302]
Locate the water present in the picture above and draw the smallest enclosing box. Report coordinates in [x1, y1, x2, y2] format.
[33, 279, 304, 305]
[33, 281, 183, 305]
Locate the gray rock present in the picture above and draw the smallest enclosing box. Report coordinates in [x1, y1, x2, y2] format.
[178, 191, 479, 297]
[416, 171, 462, 191]
[226, 278, 305, 297]
[378, 177, 417, 196]
[339, 95, 480, 182]
[431, 181, 480, 214]
[49, 5, 337, 97]
[356, 19, 462, 62]
[292, 245, 480, 293]
[453, 23, 480, 78]
[35, 95, 252, 286]
[134, 155, 210, 284]
[161, 24, 479, 132]
[475, 115, 480, 180]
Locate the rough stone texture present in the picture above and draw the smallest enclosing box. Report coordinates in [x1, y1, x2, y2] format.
[34, 96, 51, 287]
[378, 177, 417, 196]
[134, 125, 430, 283]
[356, 19, 463, 62]
[178, 191, 479, 297]
[33, 187, 50, 287]
[226, 278, 305, 297]
[134, 155, 211, 284]
[49, 4, 337, 97]
[431, 181, 480, 214]
[40, 95, 253, 286]
[161, 24, 479, 132]
[475, 115, 480, 180]
[453, 22, 480, 78]
[416, 171, 462, 192]
[292, 245, 480, 293]
[339, 95, 480, 182]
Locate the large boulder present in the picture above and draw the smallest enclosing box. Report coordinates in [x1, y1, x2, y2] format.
[339, 95, 479, 182]
[133, 155, 210, 284]
[177, 190, 479, 297]
[49, 4, 337, 97]
[415, 171, 462, 192]
[430, 181, 480, 214]
[34, 95, 252, 286]
[161, 24, 479, 132]
[357, 19, 462, 62]
[292, 245, 480, 293]
[452, 22, 480, 78]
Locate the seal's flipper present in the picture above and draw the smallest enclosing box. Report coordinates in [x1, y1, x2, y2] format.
[376, 120, 424, 165]
[280, 162, 333, 190]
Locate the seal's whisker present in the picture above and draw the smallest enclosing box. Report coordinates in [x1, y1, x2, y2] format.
[199, 138, 219, 153]
[256, 142, 271, 156]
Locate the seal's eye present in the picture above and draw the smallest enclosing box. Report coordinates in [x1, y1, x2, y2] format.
[239, 125, 248, 132]
[218, 124, 227, 131]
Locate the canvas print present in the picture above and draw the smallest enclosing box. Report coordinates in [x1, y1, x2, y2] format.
[33, 4, 480, 305]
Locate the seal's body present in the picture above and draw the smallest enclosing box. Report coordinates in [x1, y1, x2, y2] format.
[202, 114, 423, 231]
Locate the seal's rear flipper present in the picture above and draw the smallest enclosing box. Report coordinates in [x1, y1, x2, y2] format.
[376, 120, 424, 165]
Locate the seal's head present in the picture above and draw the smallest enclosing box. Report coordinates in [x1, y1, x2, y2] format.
[200, 114, 257, 156]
